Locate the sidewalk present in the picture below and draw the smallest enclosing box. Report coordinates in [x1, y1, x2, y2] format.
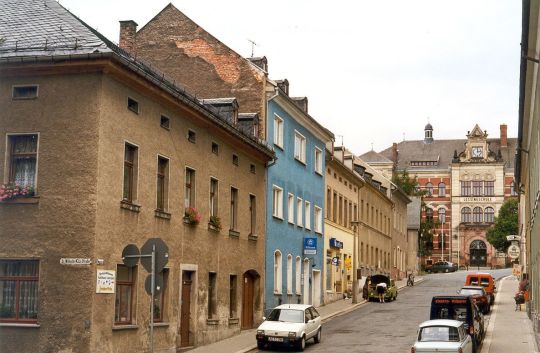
[480, 276, 539, 353]
[186, 276, 423, 353]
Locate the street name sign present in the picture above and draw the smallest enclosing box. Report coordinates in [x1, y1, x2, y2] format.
[60, 258, 91, 265]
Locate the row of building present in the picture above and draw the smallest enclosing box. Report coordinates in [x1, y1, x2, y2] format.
[0, 1, 519, 353]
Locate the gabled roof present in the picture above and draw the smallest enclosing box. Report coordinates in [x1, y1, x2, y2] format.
[359, 150, 393, 164]
[0, 0, 274, 159]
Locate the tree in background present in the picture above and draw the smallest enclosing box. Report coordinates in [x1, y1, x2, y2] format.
[392, 169, 425, 197]
[486, 198, 518, 252]
[418, 217, 434, 258]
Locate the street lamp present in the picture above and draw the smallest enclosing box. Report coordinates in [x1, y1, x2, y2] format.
[351, 220, 360, 304]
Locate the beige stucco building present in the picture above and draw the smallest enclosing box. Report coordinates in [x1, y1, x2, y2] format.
[0, 2, 273, 353]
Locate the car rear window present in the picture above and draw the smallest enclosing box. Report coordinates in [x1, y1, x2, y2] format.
[469, 276, 479, 285]
[480, 278, 490, 286]
[459, 289, 482, 296]
[431, 304, 469, 322]
[419, 326, 460, 342]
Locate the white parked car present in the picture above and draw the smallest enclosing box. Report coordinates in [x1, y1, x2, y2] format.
[411, 320, 474, 353]
[256, 304, 322, 351]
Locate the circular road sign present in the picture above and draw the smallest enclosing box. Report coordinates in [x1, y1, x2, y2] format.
[141, 238, 169, 273]
[122, 244, 140, 268]
[507, 244, 520, 259]
[145, 272, 164, 296]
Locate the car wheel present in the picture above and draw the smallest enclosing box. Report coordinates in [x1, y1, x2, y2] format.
[314, 328, 321, 343]
[297, 335, 306, 351]
[257, 342, 265, 350]
[472, 338, 477, 353]
[445, 268, 449, 273]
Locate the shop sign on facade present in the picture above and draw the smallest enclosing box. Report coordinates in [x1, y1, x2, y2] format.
[329, 238, 343, 249]
[96, 270, 116, 294]
[304, 237, 317, 255]
[507, 244, 520, 259]
[331, 256, 340, 266]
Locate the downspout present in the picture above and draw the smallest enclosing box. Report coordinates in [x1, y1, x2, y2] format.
[517, 0, 531, 190]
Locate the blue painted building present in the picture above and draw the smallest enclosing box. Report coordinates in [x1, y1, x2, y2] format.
[264, 81, 334, 311]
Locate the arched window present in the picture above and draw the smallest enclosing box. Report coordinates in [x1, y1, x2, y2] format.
[295, 256, 301, 294]
[484, 207, 495, 223]
[438, 182, 446, 197]
[426, 182, 433, 197]
[286, 254, 292, 294]
[473, 207, 483, 223]
[461, 207, 471, 223]
[426, 208, 433, 222]
[438, 208, 446, 224]
[274, 250, 282, 294]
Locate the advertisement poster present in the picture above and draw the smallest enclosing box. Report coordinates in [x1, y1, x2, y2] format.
[96, 270, 116, 294]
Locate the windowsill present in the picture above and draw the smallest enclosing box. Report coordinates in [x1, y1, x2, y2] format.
[297, 224, 304, 229]
[248, 233, 258, 241]
[274, 291, 282, 295]
[315, 170, 323, 176]
[274, 143, 284, 151]
[208, 223, 221, 232]
[228, 318, 239, 325]
[113, 324, 139, 331]
[0, 196, 39, 205]
[294, 157, 307, 166]
[0, 323, 40, 328]
[206, 319, 219, 326]
[305, 228, 311, 232]
[229, 230, 240, 238]
[272, 215, 284, 221]
[150, 322, 169, 327]
[155, 210, 171, 220]
[315, 231, 323, 235]
[120, 200, 141, 212]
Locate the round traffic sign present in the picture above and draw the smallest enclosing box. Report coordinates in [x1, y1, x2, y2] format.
[145, 272, 164, 295]
[122, 244, 140, 268]
[507, 244, 520, 259]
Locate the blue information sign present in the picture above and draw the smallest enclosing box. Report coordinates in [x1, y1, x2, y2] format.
[304, 237, 317, 255]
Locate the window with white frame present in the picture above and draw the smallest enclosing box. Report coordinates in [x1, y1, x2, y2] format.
[273, 115, 284, 148]
[272, 185, 283, 219]
[305, 201, 311, 230]
[297, 197, 303, 227]
[314, 206, 323, 233]
[295, 256, 301, 294]
[274, 250, 282, 294]
[294, 131, 306, 163]
[287, 254, 293, 294]
[288, 193, 295, 223]
[314, 147, 323, 174]
[7, 134, 38, 189]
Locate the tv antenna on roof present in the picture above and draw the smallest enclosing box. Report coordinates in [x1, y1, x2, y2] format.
[248, 39, 258, 57]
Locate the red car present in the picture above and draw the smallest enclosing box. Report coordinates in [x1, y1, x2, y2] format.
[458, 286, 490, 314]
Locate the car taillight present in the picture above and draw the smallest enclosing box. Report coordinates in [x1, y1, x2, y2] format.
[469, 326, 474, 334]
[458, 348, 463, 353]
[411, 347, 416, 353]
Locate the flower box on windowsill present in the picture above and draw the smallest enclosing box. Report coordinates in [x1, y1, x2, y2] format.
[183, 216, 199, 226]
[155, 210, 171, 220]
[120, 200, 141, 212]
[0, 196, 39, 204]
[229, 230, 240, 238]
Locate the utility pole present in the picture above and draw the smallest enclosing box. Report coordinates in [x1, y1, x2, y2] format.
[351, 220, 360, 304]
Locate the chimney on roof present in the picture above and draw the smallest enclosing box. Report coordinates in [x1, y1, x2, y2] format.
[276, 79, 289, 95]
[392, 143, 398, 165]
[500, 124, 507, 148]
[119, 20, 138, 53]
[291, 97, 308, 113]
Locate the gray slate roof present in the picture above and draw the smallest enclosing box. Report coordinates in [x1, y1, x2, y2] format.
[378, 138, 517, 171]
[359, 150, 393, 164]
[0, 0, 111, 57]
[0, 0, 274, 158]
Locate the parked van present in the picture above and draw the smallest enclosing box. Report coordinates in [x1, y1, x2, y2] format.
[466, 273, 496, 305]
[430, 296, 484, 353]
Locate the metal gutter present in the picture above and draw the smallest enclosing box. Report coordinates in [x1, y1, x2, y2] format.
[517, 0, 531, 188]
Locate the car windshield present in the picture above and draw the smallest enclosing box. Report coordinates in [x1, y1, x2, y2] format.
[419, 326, 460, 342]
[267, 309, 304, 323]
[459, 289, 482, 296]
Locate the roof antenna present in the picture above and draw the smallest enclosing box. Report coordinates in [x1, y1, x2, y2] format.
[248, 39, 257, 58]
[336, 135, 344, 146]
[403, 132, 406, 141]
[371, 142, 374, 151]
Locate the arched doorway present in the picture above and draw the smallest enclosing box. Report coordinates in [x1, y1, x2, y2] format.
[469, 240, 487, 267]
[242, 270, 259, 329]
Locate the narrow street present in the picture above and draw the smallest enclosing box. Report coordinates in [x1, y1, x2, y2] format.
[253, 269, 510, 353]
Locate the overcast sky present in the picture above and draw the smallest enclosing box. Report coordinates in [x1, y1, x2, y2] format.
[61, 0, 521, 154]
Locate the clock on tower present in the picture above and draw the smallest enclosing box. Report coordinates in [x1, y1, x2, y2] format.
[472, 147, 483, 158]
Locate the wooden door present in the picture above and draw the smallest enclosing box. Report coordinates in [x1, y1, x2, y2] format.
[241, 273, 254, 329]
[180, 274, 192, 347]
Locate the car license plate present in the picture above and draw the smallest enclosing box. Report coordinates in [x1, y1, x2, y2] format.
[268, 337, 284, 342]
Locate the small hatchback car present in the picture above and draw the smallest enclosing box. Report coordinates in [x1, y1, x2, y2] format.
[458, 286, 490, 314]
[431, 261, 458, 273]
[411, 319, 474, 353]
[256, 304, 322, 351]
